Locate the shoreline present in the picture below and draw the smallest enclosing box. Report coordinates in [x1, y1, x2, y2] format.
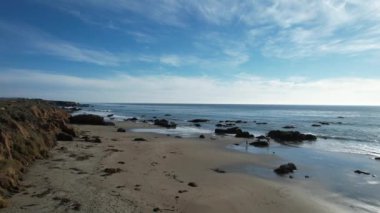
[3, 121, 351, 212]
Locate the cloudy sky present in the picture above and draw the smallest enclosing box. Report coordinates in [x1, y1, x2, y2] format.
[1, 0, 380, 105]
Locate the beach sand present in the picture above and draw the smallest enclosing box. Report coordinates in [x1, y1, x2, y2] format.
[3, 121, 347, 213]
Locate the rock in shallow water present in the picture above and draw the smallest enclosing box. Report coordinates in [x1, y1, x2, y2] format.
[267, 130, 316, 142]
[188, 119, 209, 123]
[274, 163, 297, 175]
[354, 170, 370, 175]
[154, 119, 177, 128]
[235, 131, 254, 138]
[215, 127, 242, 134]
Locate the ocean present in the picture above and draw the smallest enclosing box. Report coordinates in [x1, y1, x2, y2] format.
[77, 103, 380, 158]
[75, 103, 380, 211]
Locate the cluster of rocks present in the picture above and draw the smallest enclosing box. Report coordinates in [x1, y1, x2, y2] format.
[249, 135, 270, 147]
[215, 127, 253, 138]
[69, 114, 114, 126]
[48, 100, 90, 113]
[267, 130, 317, 143]
[154, 119, 177, 128]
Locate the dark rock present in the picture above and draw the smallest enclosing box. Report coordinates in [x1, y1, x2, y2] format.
[305, 175, 310, 179]
[289, 175, 293, 179]
[154, 119, 176, 128]
[235, 131, 254, 138]
[337, 116, 344, 119]
[319, 122, 330, 125]
[194, 123, 201, 127]
[375, 157, 380, 160]
[188, 119, 209, 123]
[312, 124, 321, 127]
[175, 136, 182, 139]
[153, 207, 160, 212]
[107, 114, 114, 117]
[199, 135, 205, 139]
[215, 123, 223, 127]
[188, 182, 197, 187]
[133, 138, 146, 142]
[267, 130, 317, 142]
[250, 141, 269, 147]
[69, 114, 105, 125]
[282, 125, 295, 129]
[117, 128, 126, 132]
[215, 127, 242, 135]
[354, 170, 370, 175]
[56, 132, 73, 141]
[212, 168, 226, 173]
[103, 168, 122, 176]
[256, 122, 268, 125]
[164, 114, 171, 116]
[125, 117, 138, 122]
[274, 163, 297, 175]
[234, 143, 240, 146]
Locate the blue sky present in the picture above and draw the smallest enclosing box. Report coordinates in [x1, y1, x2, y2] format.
[1, 0, 380, 104]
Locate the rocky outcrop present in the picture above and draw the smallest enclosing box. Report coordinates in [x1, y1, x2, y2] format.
[215, 127, 253, 138]
[235, 131, 254, 138]
[274, 163, 297, 175]
[0, 99, 75, 207]
[215, 127, 242, 135]
[250, 135, 270, 147]
[267, 130, 317, 142]
[282, 125, 295, 129]
[69, 114, 106, 125]
[154, 119, 176, 128]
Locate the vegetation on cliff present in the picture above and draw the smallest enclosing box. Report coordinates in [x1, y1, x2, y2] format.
[0, 99, 75, 207]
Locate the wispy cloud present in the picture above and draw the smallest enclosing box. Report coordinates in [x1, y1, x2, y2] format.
[1, 69, 380, 105]
[0, 21, 120, 66]
[44, 0, 380, 58]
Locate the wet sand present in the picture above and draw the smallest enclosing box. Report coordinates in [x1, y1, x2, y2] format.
[3, 121, 348, 213]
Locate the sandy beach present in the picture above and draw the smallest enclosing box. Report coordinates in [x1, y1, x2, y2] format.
[2, 121, 348, 213]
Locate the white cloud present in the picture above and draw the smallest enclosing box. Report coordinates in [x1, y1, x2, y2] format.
[160, 55, 182, 66]
[1, 69, 380, 105]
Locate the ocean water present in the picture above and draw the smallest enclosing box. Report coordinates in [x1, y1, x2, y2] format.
[77, 103, 380, 158]
[76, 103, 380, 211]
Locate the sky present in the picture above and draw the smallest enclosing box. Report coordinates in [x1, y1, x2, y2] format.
[1, 0, 380, 105]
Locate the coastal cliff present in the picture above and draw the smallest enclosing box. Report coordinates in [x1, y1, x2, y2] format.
[0, 99, 75, 207]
